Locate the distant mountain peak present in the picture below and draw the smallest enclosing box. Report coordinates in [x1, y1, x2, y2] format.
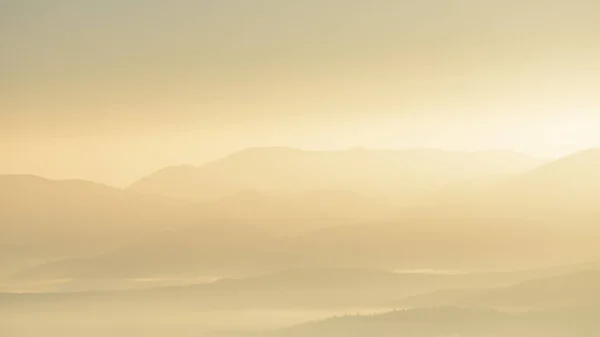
[522, 147, 600, 178]
[129, 147, 544, 201]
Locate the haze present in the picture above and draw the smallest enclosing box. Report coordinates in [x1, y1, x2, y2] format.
[2, 0, 600, 185]
[3, 1, 600, 337]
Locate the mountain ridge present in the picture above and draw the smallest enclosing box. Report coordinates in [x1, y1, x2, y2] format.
[129, 147, 544, 202]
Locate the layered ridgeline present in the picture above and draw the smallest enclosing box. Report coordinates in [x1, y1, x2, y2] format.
[0, 175, 202, 258]
[245, 267, 600, 337]
[391, 268, 600, 309]
[0, 174, 396, 277]
[0, 173, 399, 285]
[8, 149, 600, 288]
[224, 306, 599, 337]
[4, 264, 600, 337]
[434, 149, 600, 213]
[6, 263, 600, 312]
[129, 147, 544, 203]
[10, 214, 600, 290]
[0, 148, 544, 280]
[5, 149, 600, 337]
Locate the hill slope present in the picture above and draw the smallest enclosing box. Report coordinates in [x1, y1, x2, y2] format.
[392, 268, 600, 310]
[220, 306, 599, 337]
[0, 175, 197, 257]
[434, 148, 600, 213]
[129, 147, 543, 202]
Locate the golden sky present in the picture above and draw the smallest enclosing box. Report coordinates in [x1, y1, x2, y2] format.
[2, 0, 600, 185]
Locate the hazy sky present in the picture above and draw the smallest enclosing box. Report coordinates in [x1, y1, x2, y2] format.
[2, 0, 600, 185]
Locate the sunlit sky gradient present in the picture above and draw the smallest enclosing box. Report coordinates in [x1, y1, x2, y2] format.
[2, 0, 600, 185]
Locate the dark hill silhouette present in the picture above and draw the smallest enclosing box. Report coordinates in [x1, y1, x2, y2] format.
[129, 147, 543, 202]
[221, 305, 600, 337]
[5, 267, 600, 336]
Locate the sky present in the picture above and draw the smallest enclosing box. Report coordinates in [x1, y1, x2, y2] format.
[2, 0, 600, 186]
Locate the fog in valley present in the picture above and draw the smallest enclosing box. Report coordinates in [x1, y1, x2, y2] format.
[3, 1, 600, 336]
[4, 147, 600, 337]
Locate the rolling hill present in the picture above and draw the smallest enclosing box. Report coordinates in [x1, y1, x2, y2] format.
[0, 175, 201, 258]
[12, 213, 600, 285]
[433, 148, 600, 213]
[223, 305, 600, 337]
[129, 147, 543, 202]
[0, 267, 569, 311]
[391, 267, 600, 310]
